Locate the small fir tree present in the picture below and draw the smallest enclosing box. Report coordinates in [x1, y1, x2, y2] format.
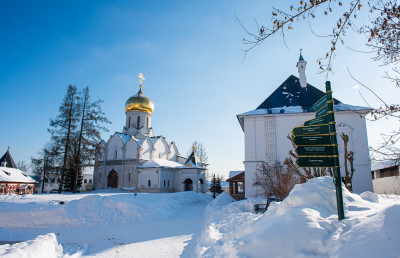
[209, 174, 223, 198]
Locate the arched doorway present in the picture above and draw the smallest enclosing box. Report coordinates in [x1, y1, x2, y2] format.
[107, 170, 118, 188]
[184, 178, 193, 191]
[198, 178, 204, 192]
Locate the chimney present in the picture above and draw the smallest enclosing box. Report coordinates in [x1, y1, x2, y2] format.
[296, 50, 307, 88]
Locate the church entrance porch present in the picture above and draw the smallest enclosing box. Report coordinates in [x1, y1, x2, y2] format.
[107, 170, 118, 188]
[183, 178, 193, 191]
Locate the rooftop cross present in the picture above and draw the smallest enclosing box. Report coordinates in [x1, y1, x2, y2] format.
[138, 72, 145, 88]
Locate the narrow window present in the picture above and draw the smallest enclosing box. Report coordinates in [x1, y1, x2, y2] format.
[164, 180, 166, 186]
[115, 150, 118, 159]
[148, 180, 151, 187]
[89, 179, 92, 183]
[128, 116, 131, 128]
[159, 153, 161, 159]
[146, 117, 149, 128]
[137, 116, 140, 129]
[168, 180, 170, 186]
[84, 179, 87, 184]
[129, 173, 131, 182]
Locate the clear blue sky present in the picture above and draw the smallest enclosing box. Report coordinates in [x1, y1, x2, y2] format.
[0, 0, 397, 177]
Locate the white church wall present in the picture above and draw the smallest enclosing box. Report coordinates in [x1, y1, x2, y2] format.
[138, 168, 159, 189]
[124, 139, 138, 159]
[106, 135, 123, 160]
[141, 139, 152, 160]
[153, 139, 168, 159]
[160, 169, 175, 191]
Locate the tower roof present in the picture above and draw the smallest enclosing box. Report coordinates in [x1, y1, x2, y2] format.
[0, 148, 17, 168]
[299, 53, 305, 62]
[185, 149, 201, 167]
[256, 75, 340, 113]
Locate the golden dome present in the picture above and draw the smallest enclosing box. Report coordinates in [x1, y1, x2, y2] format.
[125, 86, 154, 113]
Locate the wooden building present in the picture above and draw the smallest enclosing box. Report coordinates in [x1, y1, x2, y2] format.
[226, 171, 245, 200]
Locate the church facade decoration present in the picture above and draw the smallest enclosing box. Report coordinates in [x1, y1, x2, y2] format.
[93, 73, 207, 193]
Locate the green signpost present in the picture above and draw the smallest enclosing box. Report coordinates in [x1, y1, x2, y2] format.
[291, 124, 330, 136]
[291, 81, 345, 221]
[295, 146, 338, 156]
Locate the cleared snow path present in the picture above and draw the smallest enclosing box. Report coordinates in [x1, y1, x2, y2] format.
[8, 202, 206, 257]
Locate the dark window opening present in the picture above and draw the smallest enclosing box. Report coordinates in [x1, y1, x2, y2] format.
[137, 116, 140, 129]
[148, 180, 151, 187]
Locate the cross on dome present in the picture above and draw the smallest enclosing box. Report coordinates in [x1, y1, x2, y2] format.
[138, 72, 145, 87]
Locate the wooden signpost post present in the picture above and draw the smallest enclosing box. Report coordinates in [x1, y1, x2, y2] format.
[292, 81, 345, 221]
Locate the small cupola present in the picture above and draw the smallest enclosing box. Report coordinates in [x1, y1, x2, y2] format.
[296, 50, 307, 88]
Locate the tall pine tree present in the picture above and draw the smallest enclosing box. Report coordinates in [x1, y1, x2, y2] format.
[68, 87, 110, 193]
[48, 85, 80, 194]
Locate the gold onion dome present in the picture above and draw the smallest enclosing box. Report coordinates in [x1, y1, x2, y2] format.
[125, 85, 154, 113]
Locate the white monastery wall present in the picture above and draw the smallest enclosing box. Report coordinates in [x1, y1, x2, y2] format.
[243, 111, 372, 198]
[372, 176, 400, 194]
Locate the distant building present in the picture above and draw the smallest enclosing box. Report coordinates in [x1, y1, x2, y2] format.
[37, 166, 94, 193]
[237, 55, 373, 198]
[0, 149, 37, 194]
[93, 74, 207, 193]
[372, 161, 400, 194]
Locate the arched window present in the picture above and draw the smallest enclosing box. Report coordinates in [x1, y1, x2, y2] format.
[164, 180, 166, 186]
[146, 117, 149, 128]
[148, 180, 151, 187]
[159, 153, 161, 159]
[115, 150, 118, 159]
[128, 116, 131, 128]
[137, 116, 140, 129]
[168, 180, 170, 186]
[128, 173, 131, 182]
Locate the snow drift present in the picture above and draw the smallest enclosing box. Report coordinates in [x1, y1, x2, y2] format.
[0, 233, 63, 258]
[0, 191, 211, 229]
[197, 177, 400, 257]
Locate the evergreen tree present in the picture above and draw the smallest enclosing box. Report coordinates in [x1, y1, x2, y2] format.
[48, 85, 80, 194]
[209, 174, 223, 198]
[68, 87, 110, 193]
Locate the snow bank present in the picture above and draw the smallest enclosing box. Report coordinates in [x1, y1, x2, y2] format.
[0, 233, 63, 258]
[196, 177, 400, 257]
[0, 191, 212, 229]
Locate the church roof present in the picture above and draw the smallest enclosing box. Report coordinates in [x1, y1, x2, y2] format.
[0, 149, 17, 168]
[184, 150, 202, 167]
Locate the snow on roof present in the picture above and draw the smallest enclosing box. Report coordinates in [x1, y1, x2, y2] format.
[116, 133, 132, 144]
[139, 159, 184, 168]
[228, 171, 244, 179]
[371, 160, 399, 171]
[0, 167, 37, 183]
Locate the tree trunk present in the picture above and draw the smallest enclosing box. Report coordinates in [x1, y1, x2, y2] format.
[58, 91, 76, 194]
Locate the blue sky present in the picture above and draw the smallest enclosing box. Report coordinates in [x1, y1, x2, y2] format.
[0, 0, 398, 177]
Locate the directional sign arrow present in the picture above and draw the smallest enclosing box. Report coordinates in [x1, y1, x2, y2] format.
[294, 135, 334, 145]
[314, 94, 327, 112]
[292, 124, 330, 136]
[304, 113, 334, 126]
[296, 156, 339, 168]
[295, 145, 338, 156]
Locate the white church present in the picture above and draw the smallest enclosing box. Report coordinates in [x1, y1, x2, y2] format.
[237, 55, 374, 198]
[93, 74, 207, 192]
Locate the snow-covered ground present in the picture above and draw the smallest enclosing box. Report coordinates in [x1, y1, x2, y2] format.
[0, 190, 211, 257]
[1, 177, 400, 257]
[196, 177, 400, 257]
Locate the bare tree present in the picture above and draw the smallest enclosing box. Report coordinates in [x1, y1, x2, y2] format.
[239, 0, 400, 163]
[341, 133, 356, 192]
[284, 134, 333, 182]
[187, 140, 208, 163]
[253, 162, 300, 199]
